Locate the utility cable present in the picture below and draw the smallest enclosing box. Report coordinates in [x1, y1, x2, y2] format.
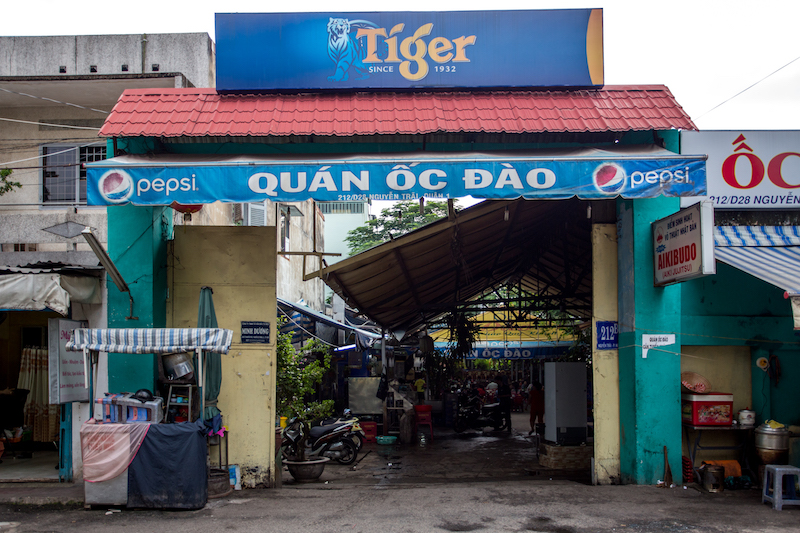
[0, 116, 103, 130]
[694, 54, 800, 121]
[0, 87, 110, 114]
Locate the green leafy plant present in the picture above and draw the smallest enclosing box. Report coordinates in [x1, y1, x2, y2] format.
[345, 200, 455, 255]
[0, 169, 21, 196]
[276, 319, 334, 460]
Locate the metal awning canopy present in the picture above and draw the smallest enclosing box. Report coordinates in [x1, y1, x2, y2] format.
[277, 297, 381, 341]
[714, 226, 800, 329]
[315, 198, 595, 340]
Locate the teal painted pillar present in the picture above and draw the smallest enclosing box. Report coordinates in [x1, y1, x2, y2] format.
[617, 196, 683, 484]
[106, 204, 171, 393]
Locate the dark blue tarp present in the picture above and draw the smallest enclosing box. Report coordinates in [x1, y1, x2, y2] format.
[127, 419, 208, 509]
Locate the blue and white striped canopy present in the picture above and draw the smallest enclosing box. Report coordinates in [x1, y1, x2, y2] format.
[714, 226, 800, 296]
[66, 328, 234, 354]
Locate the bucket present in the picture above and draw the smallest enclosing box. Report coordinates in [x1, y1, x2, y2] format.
[701, 464, 725, 493]
[280, 416, 288, 428]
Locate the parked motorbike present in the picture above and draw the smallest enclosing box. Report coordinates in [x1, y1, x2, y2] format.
[453, 389, 506, 433]
[319, 409, 365, 451]
[282, 417, 360, 465]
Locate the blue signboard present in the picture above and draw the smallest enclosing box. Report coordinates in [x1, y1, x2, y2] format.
[86, 153, 706, 206]
[215, 10, 604, 91]
[596, 321, 618, 350]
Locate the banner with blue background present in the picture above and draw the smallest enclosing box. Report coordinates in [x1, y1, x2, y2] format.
[215, 9, 604, 91]
[87, 150, 706, 206]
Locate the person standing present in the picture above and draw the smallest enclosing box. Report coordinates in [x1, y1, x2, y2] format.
[414, 372, 426, 404]
[529, 381, 544, 435]
[497, 374, 512, 431]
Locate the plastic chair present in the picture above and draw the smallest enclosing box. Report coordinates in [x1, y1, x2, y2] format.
[762, 464, 800, 510]
[415, 411, 433, 440]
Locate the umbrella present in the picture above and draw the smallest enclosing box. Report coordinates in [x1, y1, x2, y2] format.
[198, 286, 222, 419]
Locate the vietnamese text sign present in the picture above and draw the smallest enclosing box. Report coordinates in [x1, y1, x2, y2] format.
[216, 10, 604, 91]
[241, 321, 270, 344]
[48, 318, 89, 404]
[652, 201, 715, 286]
[87, 153, 707, 206]
[682, 131, 800, 209]
[641, 333, 675, 358]
[595, 321, 618, 350]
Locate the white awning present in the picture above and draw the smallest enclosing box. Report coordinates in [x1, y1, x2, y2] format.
[714, 226, 800, 329]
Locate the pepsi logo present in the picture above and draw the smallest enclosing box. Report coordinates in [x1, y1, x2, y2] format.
[98, 169, 134, 204]
[593, 163, 626, 194]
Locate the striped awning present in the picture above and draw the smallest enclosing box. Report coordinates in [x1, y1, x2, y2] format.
[66, 328, 234, 354]
[714, 226, 800, 297]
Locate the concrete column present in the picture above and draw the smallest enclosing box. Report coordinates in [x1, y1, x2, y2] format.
[592, 223, 620, 484]
[107, 204, 171, 392]
[617, 197, 682, 485]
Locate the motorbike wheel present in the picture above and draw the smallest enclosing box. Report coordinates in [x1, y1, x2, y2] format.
[454, 415, 467, 433]
[335, 438, 358, 465]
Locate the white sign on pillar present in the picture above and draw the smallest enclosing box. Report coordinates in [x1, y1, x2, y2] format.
[642, 334, 675, 358]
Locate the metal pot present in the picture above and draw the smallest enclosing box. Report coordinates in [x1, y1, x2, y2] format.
[162, 352, 194, 380]
[755, 424, 790, 451]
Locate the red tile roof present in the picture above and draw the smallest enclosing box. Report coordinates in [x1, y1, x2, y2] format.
[99, 85, 697, 138]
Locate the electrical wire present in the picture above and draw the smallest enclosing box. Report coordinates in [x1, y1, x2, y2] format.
[0, 87, 110, 114]
[278, 306, 337, 348]
[0, 116, 103, 130]
[694, 54, 800, 121]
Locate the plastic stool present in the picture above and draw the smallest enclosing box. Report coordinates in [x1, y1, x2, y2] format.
[762, 465, 800, 510]
[415, 412, 433, 440]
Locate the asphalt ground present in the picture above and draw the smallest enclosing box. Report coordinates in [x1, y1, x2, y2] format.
[1, 412, 799, 533]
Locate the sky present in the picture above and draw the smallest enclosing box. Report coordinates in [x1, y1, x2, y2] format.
[4, 0, 798, 131]
[3, 1, 798, 213]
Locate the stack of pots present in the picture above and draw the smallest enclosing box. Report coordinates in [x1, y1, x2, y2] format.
[755, 423, 791, 483]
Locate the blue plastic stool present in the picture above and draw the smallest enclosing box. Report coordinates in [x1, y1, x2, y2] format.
[762, 465, 800, 511]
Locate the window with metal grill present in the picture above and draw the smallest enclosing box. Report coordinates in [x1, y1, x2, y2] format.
[317, 201, 365, 214]
[41, 144, 106, 204]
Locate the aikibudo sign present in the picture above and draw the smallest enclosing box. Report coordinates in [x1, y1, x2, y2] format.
[652, 201, 716, 286]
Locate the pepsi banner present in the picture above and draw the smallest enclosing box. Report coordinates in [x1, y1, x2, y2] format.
[215, 9, 604, 91]
[87, 152, 706, 206]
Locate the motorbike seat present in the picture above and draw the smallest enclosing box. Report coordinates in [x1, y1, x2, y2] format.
[309, 422, 347, 440]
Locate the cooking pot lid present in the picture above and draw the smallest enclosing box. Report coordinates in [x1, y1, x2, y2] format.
[756, 423, 790, 434]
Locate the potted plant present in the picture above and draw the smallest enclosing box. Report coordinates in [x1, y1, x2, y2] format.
[276, 321, 334, 481]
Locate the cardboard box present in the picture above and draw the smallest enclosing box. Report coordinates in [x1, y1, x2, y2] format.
[682, 393, 733, 426]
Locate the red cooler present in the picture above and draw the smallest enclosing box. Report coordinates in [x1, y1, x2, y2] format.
[681, 393, 733, 426]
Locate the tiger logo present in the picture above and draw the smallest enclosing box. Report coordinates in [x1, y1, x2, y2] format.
[327, 18, 379, 82]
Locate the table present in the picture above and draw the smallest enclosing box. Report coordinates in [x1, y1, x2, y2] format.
[683, 424, 755, 482]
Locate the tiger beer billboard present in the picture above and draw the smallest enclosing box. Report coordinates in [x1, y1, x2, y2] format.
[215, 10, 604, 91]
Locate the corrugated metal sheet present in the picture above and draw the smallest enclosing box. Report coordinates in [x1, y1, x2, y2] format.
[99, 86, 696, 138]
[319, 198, 594, 338]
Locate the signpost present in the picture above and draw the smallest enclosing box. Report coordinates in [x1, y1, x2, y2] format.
[652, 201, 716, 286]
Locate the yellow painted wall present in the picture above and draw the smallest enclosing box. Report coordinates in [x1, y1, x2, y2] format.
[167, 225, 278, 488]
[681, 345, 751, 462]
[591, 224, 620, 484]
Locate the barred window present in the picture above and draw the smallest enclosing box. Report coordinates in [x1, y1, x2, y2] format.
[41, 144, 106, 204]
[317, 202, 365, 214]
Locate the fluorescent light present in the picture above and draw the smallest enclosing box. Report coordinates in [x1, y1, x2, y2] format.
[82, 227, 137, 319]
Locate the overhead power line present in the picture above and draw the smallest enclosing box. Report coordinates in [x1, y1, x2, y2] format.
[0, 116, 103, 130]
[695, 54, 800, 121]
[0, 87, 110, 114]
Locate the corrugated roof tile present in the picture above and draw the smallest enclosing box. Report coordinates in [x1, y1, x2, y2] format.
[97, 86, 697, 138]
